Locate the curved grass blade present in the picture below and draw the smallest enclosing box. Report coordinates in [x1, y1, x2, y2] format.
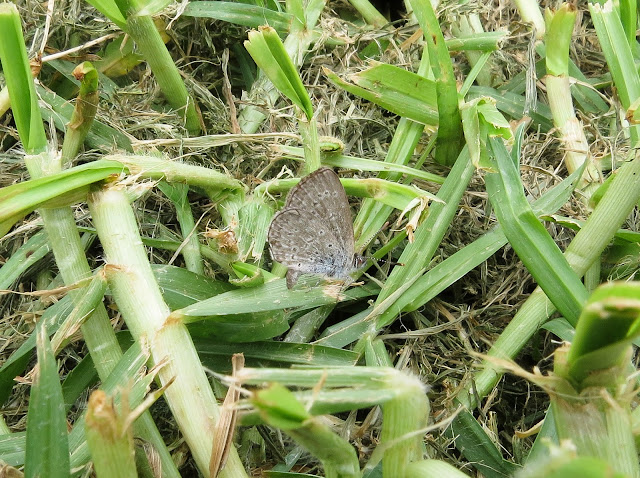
[173, 279, 379, 321]
[0, 4, 47, 154]
[183, 1, 293, 31]
[0, 160, 125, 238]
[485, 137, 588, 325]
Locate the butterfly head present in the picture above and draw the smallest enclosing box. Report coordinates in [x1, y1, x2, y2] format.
[353, 254, 367, 270]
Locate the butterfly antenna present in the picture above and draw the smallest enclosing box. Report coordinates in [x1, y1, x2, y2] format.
[375, 257, 405, 267]
[364, 255, 404, 267]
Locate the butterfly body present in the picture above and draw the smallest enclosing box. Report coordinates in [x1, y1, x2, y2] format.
[268, 168, 364, 289]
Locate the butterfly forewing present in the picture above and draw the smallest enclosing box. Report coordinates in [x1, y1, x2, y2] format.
[281, 168, 355, 258]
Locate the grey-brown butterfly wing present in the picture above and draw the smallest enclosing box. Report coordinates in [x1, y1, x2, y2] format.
[268, 168, 356, 288]
[281, 168, 355, 258]
[268, 207, 353, 287]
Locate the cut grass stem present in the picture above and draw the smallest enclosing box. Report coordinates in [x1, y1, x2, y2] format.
[0, 4, 181, 473]
[88, 185, 248, 478]
[125, 15, 201, 134]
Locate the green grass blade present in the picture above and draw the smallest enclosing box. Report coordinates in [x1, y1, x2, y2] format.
[0, 160, 125, 238]
[565, 282, 640, 384]
[0, 298, 75, 406]
[126, 15, 201, 134]
[0, 431, 26, 467]
[409, 0, 463, 165]
[62, 353, 101, 411]
[60, 62, 100, 166]
[485, 137, 588, 325]
[253, 385, 360, 478]
[157, 182, 204, 274]
[50, 272, 108, 354]
[374, 148, 474, 328]
[24, 323, 70, 478]
[67, 342, 154, 469]
[468, 86, 554, 131]
[401, 162, 582, 311]
[544, 4, 576, 77]
[0, 4, 47, 154]
[0, 231, 51, 289]
[174, 279, 378, 320]
[84, 0, 127, 28]
[195, 341, 359, 369]
[111, 154, 243, 194]
[406, 460, 472, 477]
[244, 26, 313, 119]
[445, 410, 519, 477]
[315, 307, 373, 348]
[324, 64, 438, 125]
[379, 374, 429, 477]
[236, 198, 273, 263]
[268, 146, 443, 184]
[183, 1, 293, 31]
[85, 389, 137, 478]
[36, 85, 133, 152]
[589, 0, 640, 144]
[347, 0, 387, 27]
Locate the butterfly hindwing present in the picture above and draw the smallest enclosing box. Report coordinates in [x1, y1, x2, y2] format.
[268, 207, 350, 276]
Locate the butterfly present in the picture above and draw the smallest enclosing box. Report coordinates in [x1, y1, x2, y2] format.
[268, 168, 366, 289]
